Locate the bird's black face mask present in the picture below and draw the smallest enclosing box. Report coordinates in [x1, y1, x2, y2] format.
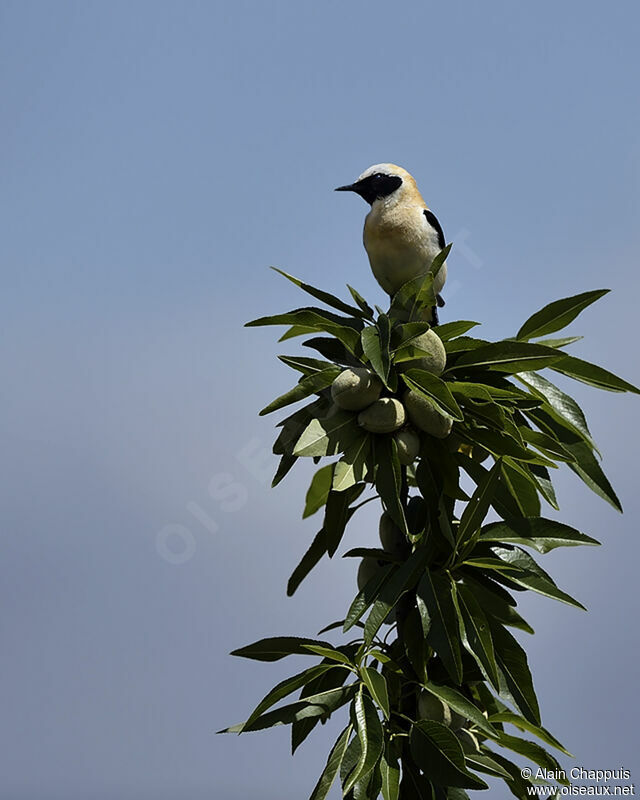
[335, 173, 403, 205]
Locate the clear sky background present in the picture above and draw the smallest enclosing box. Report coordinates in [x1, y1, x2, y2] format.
[1, 1, 639, 798]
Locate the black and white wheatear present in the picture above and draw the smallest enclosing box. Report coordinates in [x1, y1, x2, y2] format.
[336, 163, 447, 322]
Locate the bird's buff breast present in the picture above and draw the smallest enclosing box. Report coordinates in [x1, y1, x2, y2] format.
[363, 206, 445, 296]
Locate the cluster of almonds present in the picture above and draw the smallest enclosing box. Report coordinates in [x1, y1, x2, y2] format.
[330, 330, 453, 465]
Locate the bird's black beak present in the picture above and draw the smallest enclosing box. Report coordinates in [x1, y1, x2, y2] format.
[335, 183, 357, 192]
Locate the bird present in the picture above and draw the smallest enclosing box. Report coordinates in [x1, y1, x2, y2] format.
[335, 163, 447, 323]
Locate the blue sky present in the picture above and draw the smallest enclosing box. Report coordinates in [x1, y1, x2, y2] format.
[1, 1, 639, 797]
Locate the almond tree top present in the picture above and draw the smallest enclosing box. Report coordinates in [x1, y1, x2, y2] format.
[222, 254, 637, 800]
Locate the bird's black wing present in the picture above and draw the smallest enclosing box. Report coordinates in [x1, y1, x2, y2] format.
[423, 209, 446, 250]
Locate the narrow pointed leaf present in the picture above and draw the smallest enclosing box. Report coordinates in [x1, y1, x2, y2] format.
[480, 517, 600, 554]
[293, 411, 362, 458]
[486, 731, 569, 782]
[490, 622, 540, 725]
[416, 571, 463, 684]
[241, 664, 336, 730]
[347, 284, 375, 319]
[344, 692, 385, 794]
[420, 683, 497, 737]
[364, 549, 428, 645]
[552, 354, 640, 394]
[360, 667, 390, 719]
[287, 529, 327, 596]
[231, 636, 335, 662]
[308, 723, 353, 800]
[451, 341, 563, 374]
[516, 371, 597, 450]
[410, 720, 488, 790]
[455, 583, 500, 689]
[457, 459, 502, 548]
[344, 563, 395, 633]
[490, 546, 586, 609]
[332, 434, 371, 492]
[380, 742, 400, 800]
[489, 711, 571, 755]
[403, 370, 464, 420]
[303, 464, 334, 518]
[270, 267, 368, 318]
[434, 320, 480, 341]
[374, 437, 408, 535]
[235, 684, 357, 732]
[517, 289, 610, 340]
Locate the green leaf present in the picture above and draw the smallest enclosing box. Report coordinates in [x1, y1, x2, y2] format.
[270, 267, 368, 317]
[303, 464, 334, 518]
[489, 545, 586, 609]
[391, 321, 432, 349]
[380, 741, 400, 800]
[518, 427, 576, 462]
[410, 720, 488, 790]
[392, 245, 452, 320]
[487, 731, 569, 782]
[360, 666, 390, 719]
[419, 683, 497, 737]
[279, 324, 322, 341]
[292, 666, 350, 753]
[287, 529, 327, 596]
[343, 692, 385, 794]
[535, 336, 583, 348]
[272, 453, 298, 487]
[445, 335, 489, 355]
[303, 336, 362, 367]
[364, 549, 428, 645]
[376, 314, 392, 383]
[278, 354, 337, 375]
[227, 684, 357, 733]
[483, 751, 538, 800]
[463, 752, 512, 779]
[301, 644, 353, 665]
[230, 636, 334, 662]
[361, 326, 386, 386]
[451, 341, 563, 374]
[516, 371, 597, 450]
[459, 575, 534, 634]
[552, 354, 640, 394]
[564, 439, 622, 512]
[246, 307, 363, 353]
[480, 517, 600, 554]
[323, 484, 366, 557]
[402, 370, 464, 421]
[500, 459, 542, 516]
[490, 621, 540, 725]
[293, 410, 362, 457]
[374, 437, 408, 535]
[333, 433, 371, 491]
[489, 711, 572, 755]
[241, 664, 337, 731]
[455, 583, 500, 690]
[416, 571, 463, 684]
[457, 454, 525, 521]
[434, 320, 480, 341]
[517, 289, 610, 340]
[456, 459, 502, 550]
[449, 381, 535, 406]
[347, 284, 376, 319]
[343, 563, 395, 633]
[308, 724, 353, 800]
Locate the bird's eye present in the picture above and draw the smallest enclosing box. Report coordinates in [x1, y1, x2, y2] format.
[374, 173, 385, 179]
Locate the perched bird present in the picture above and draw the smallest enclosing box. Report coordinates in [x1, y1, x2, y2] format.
[335, 163, 447, 322]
